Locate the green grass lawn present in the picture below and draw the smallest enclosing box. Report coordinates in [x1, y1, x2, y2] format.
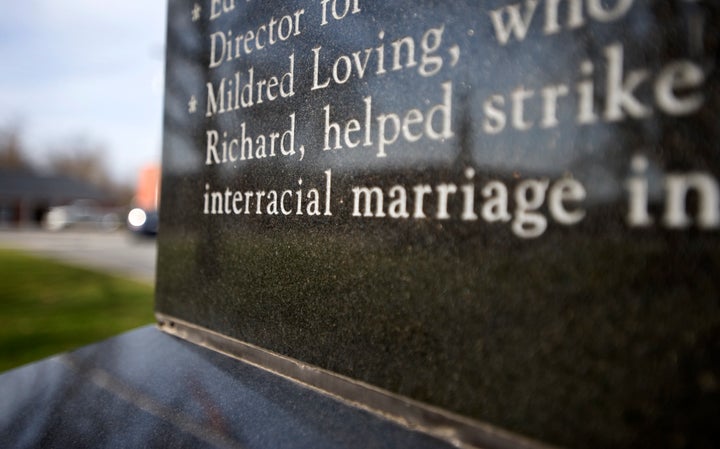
[0, 248, 155, 372]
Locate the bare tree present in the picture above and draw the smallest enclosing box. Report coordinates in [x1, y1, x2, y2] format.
[0, 124, 30, 170]
[47, 139, 111, 189]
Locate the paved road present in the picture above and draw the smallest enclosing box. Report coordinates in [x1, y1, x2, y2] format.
[0, 229, 156, 284]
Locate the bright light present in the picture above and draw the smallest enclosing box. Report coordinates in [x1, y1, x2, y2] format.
[128, 208, 147, 227]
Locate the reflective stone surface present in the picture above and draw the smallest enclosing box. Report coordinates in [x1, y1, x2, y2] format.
[0, 326, 455, 449]
[157, 1, 720, 447]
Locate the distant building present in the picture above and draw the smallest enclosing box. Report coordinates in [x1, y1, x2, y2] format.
[134, 164, 161, 212]
[0, 168, 110, 227]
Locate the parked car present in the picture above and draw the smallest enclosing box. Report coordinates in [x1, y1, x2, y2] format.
[127, 164, 160, 236]
[127, 207, 159, 235]
[44, 200, 120, 232]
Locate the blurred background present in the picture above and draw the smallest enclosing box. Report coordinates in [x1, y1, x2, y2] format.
[0, 1, 167, 371]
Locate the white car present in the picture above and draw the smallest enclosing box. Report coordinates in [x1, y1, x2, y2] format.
[44, 200, 120, 232]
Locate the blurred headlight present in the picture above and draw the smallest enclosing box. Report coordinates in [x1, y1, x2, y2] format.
[128, 208, 147, 227]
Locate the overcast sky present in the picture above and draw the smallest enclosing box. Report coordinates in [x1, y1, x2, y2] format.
[0, 1, 167, 185]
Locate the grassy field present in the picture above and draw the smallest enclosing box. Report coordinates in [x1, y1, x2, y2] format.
[0, 248, 155, 372]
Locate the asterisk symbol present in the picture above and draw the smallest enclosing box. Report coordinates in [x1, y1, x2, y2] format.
[188, 96, 198, 114]
[191, 4, 201, 22]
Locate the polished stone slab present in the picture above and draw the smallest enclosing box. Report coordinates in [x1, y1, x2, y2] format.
[0, 326, 458, 449]
[157, 1, 720, 447]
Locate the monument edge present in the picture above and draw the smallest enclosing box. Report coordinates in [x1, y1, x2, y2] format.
[155, 312, 560, 449]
